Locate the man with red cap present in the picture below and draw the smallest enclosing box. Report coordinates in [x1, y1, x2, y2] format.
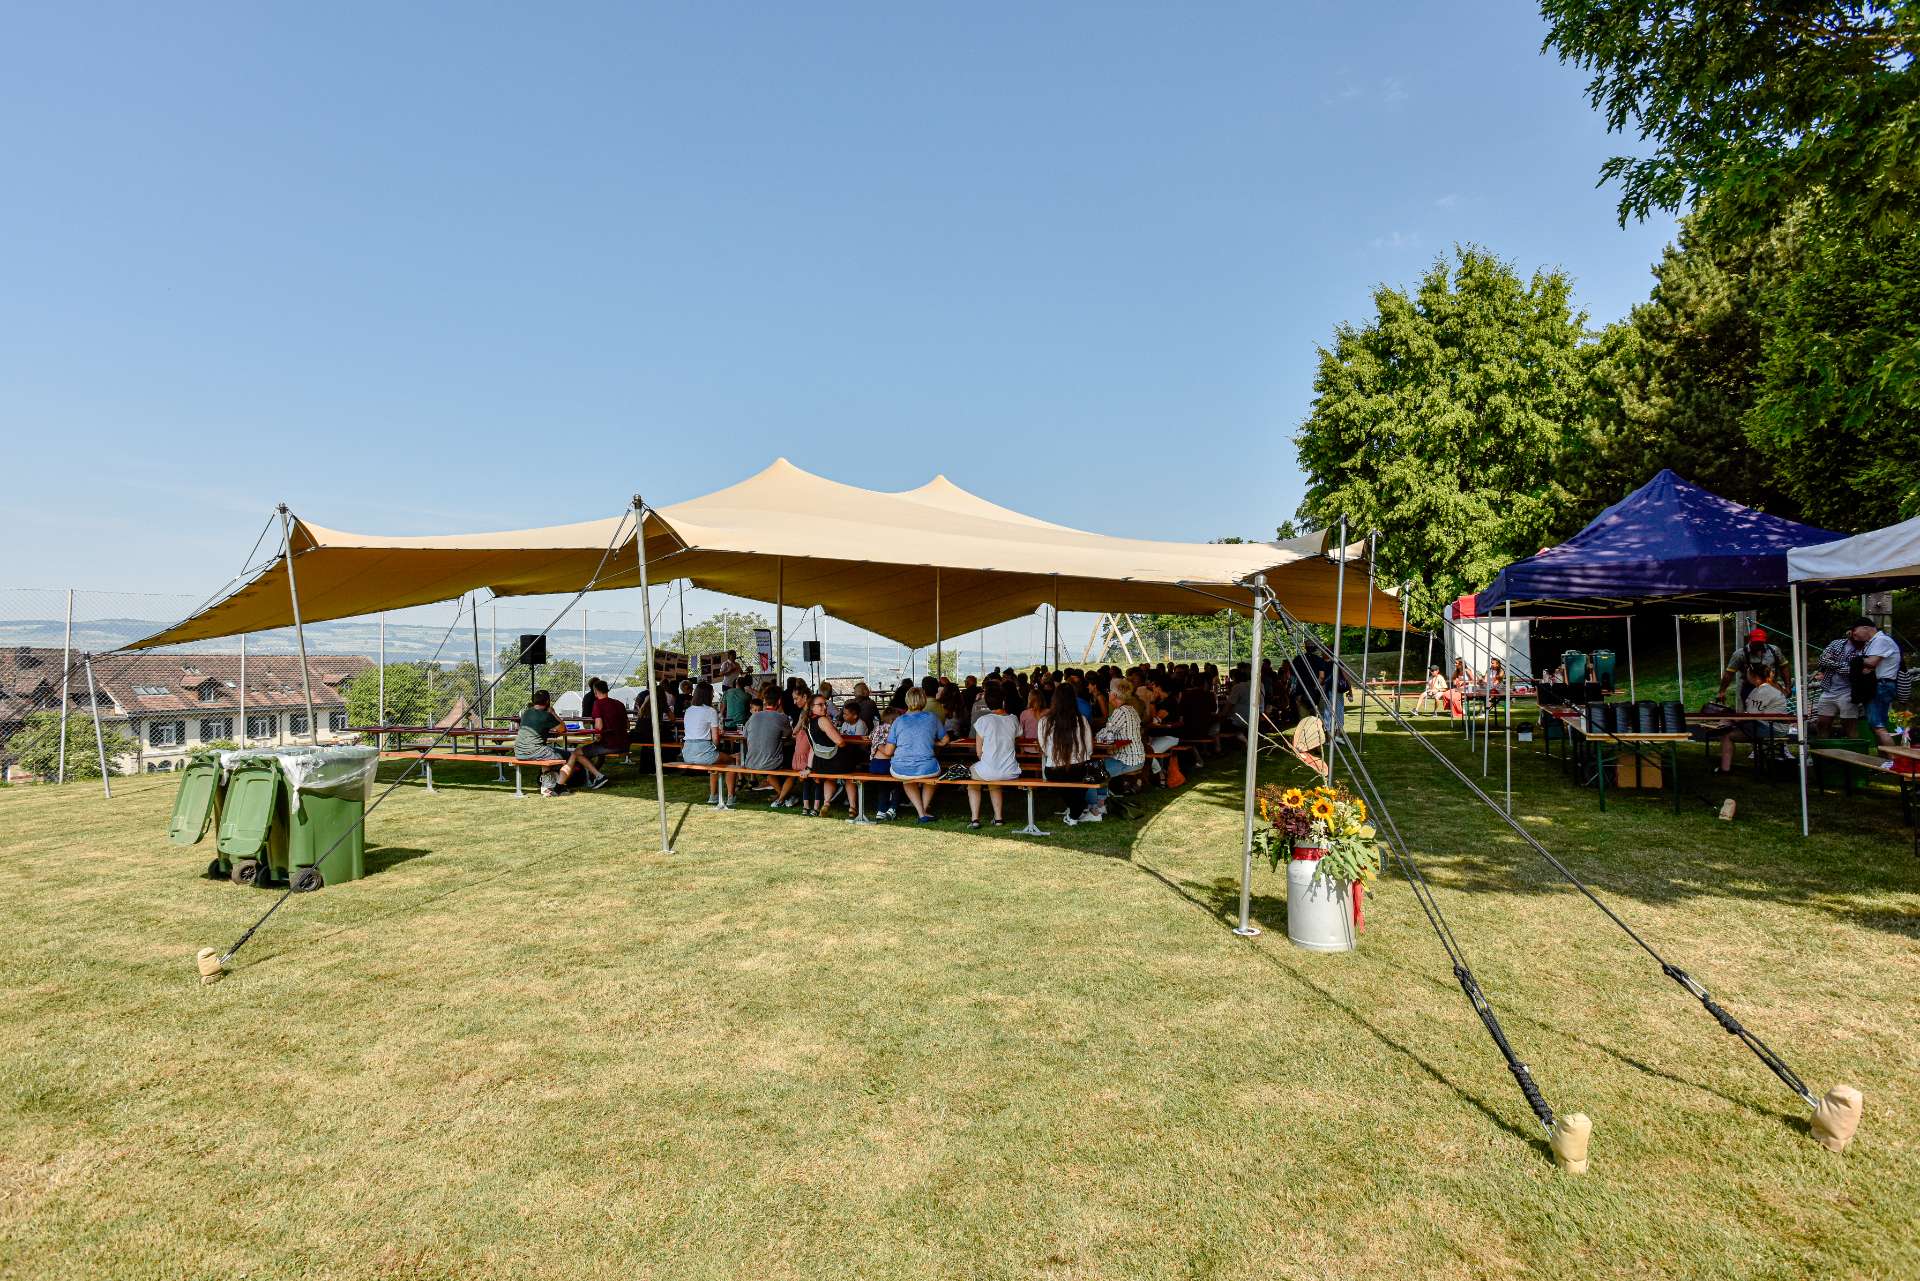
[1716, 626, 1790, 704]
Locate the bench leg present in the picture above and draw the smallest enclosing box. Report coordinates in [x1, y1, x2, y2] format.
[423, 760, 435, 795]
[848, 780, 873, 825]
[512, 765, 524, 800]
[495, 761, 509, 784]
[1016, 789, 1051, 837]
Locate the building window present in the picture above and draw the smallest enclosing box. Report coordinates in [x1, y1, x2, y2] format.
[199, 717, 233, 741]
[289, 713, 310, 737]
[148, 720, 185, 748]
[328, 711, 349, 733]
[134, 684, 170, 697]
[198, 685, 221, 703]
[246, 714, 276, 739]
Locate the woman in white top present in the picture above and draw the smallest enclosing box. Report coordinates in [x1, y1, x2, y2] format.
[1038, 685, 1097, 824]
[680, 681, 735, 806]
[966, 688, 1021, 827]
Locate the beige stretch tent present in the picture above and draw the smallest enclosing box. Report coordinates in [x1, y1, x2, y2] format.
[132, 459, 1400, 649]
[131, 460, 1395, 912]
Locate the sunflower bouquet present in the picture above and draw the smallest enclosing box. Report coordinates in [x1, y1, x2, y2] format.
[1255, 782, 1382, 886]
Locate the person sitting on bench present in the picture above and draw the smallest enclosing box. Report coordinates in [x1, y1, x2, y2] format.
[889, 687, 949, 823]
[742, 687, 793, 807]
[965, 686, 1020, 828]
[1714, 663, 1789, 774]
[1039, 685, 1097, 825]
[682, 681, 735, 806]
[517, 689, 607, 796]
[582, 678, 629, 780]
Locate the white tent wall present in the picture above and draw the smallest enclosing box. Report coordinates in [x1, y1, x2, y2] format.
[1442, 607, 1533, 680]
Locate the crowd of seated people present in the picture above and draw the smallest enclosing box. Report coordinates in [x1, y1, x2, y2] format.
[519, 660, 1245, 820]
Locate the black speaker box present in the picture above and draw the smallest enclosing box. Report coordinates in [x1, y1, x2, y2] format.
[519, 634, 548, 667]
[802, 640, 822, 662]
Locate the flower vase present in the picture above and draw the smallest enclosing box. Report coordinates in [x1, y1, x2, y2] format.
[1286, 845, 1356, 953]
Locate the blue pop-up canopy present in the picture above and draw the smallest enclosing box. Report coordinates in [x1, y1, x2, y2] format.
[1476, 470, 1846, 615]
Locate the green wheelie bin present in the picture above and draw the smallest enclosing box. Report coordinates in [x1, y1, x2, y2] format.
[215, 756, 289, 888]
[285, 770, 369, 890]
[169, 755, 228, 879]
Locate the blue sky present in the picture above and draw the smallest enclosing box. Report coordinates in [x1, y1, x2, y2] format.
[1, 2, 1672, 656]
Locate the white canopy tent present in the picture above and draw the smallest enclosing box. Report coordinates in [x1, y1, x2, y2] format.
[1785, 515, 1920, 836]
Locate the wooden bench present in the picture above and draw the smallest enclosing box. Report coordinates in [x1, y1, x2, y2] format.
[379, 749, 574, 799]
[1810, 747, 1897, 793]
[662, 761, 1096, 835]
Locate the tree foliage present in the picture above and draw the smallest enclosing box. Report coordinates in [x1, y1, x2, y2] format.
[1541, 2, 1920, 232]
[1295, 247, 1590, 626]
[1575, 210, 1802, 521]
[4, 711, 138, 780]
[664, 611, 772, 679]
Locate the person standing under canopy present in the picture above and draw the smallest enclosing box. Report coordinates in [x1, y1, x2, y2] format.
[1717, 628, 1790, 704]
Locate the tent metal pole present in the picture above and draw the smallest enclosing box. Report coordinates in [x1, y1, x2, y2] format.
[277, 504, 320, 745]
[1717, 614, 1726, 676]
[775, 558, 785, 688]
[489, 605, 497, 720]
[84, 655, 111, 798]
[1422, 623, 1434, 710]
[634, 498, 673, 855]
[471, 594, 486, 728]
[1052, 582, 1061, 669]
[1626, 614, 1636, 702]
[677, 580, 687, 678]
[582, 608, 589, 695]
[1234, 574, 1267, 938]
[1791, 583, 1809, 839]
[1358, 532, 1376, 753]
[377, 614, 385, 734]
[935, 567, 943, 678]
[239, 634, 248, 745]
[1394, 581, 1409, 719]
[1504, 601, 1513, 814]
[1675, 614, 1685, 705]
[1327, 518, 1348, 775]
[57, 588, 72, 784]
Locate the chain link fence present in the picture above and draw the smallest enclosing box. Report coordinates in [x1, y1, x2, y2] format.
[1, 586, 1152, 785]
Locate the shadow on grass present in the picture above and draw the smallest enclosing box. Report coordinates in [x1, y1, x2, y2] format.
[364, 845, 430, 876]
[1131, 859, 1551, 1161]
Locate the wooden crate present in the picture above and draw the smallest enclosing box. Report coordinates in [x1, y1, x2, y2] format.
[1614, 755, 1664, 789]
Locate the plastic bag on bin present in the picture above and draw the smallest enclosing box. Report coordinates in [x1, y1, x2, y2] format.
[219, 745, 378, 813]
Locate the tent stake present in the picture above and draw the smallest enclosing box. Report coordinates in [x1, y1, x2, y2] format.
[1234, 574, 1267, 938]
[1791, 583, 1808, 839]
[85, 655, 111, 798]
[277, 504, 319, 745]
[635, 497, 673, 855]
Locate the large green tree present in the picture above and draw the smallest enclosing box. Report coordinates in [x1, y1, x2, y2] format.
[1745, 201, 1920, 528]
[1574, 210, 1802, 521]
[1295, 247, 1590, 626]
[1541, 2, 1920, 232]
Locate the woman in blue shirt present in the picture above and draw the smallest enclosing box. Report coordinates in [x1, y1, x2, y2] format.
[888, 687, 950, 823]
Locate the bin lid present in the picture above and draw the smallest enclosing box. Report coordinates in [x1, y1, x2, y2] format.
[217, 760, 283, 858]
[222, 745, 377, 811]
[167, 758, 221, 846]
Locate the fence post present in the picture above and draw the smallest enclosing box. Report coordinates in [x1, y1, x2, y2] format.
[57, 588, 73, 784]
[84, 656, 112, 798]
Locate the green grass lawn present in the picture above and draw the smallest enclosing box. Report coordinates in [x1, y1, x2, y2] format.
[3, 714, 1917, 1280]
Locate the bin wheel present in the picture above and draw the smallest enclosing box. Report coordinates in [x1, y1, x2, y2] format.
[290, 867, 324, 893]
[205, 858, 224, 880]
[230, 858, 263, 887]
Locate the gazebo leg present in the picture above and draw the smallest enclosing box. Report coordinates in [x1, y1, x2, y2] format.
[1016, 789, 1051, 837]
